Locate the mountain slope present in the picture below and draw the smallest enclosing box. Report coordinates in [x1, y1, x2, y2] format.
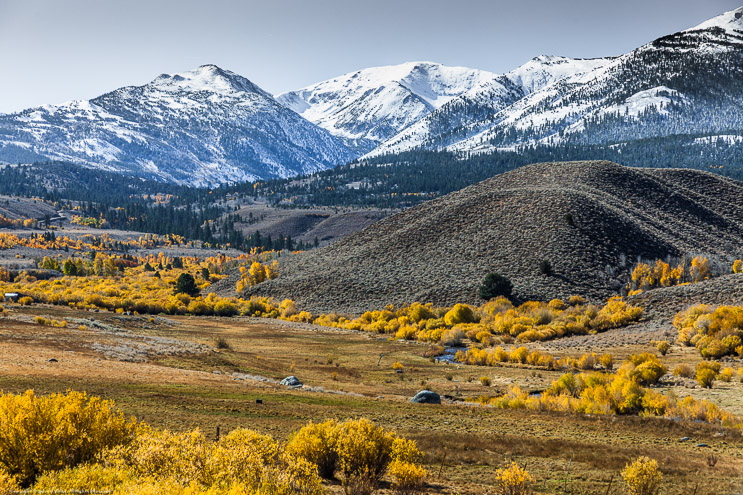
[371, 7, 743, 156]
[238, 161, 743, 313]
[369, 56, 611, 156]
[0, 65, 356, 186]
[277, 62, 505, 148]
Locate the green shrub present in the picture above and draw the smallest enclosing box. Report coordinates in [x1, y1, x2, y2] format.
[539, 260, 553, 276]
[173, 273, 199, 296]
[478, 273, 513, 301]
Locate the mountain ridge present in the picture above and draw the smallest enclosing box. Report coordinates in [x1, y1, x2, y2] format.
[0, 65, 356, 186]
[1, 6, 742, 185]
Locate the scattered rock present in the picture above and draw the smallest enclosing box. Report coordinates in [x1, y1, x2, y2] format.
[47, 358, 58, 363]
[280, 376, 302, 387]
[410, 390, 441, 404]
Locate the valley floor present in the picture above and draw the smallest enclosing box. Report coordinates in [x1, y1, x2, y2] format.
[1, 303, 741, 494]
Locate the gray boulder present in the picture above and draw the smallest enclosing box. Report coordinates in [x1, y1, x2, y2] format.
[280, 376, 302, 387]
[410, 390, 441, 404]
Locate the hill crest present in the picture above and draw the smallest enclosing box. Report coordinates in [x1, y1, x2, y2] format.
[238, 161, 743, 313]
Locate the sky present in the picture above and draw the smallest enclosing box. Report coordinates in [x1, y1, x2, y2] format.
[0, 0, 740, 113]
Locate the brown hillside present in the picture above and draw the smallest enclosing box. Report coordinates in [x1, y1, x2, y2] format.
[239, 161, 743, 314]
[629, 273, 743, 320]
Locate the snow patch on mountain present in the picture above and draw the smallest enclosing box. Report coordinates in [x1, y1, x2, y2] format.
[277, 62, 501, 143]
[687, 6, 743, 33]
[602, 86, 686, 117]
[694, 134, 743, 145]
[505, 55, 611, 94]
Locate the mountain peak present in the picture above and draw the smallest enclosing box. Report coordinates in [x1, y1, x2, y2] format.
[505, 55, 610, 95]
[150, 64, 266, 96]
[687, 6, 743, 33]
[277, 61, 501, 143]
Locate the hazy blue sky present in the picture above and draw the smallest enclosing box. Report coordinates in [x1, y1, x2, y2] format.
[0, 0, 740, 113]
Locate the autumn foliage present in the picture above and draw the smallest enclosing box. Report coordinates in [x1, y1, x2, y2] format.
[286, 418, 426, 491]
[310, 296, 641, 346]
[622, 456, 662, 495]
[474, 355, 740, 428]
[674, 304, 743, 359]
[0, 391, 426, 495]
[0, 390, 140, 486]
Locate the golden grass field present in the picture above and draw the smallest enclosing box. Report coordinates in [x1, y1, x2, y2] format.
[1, 303, 742, 494]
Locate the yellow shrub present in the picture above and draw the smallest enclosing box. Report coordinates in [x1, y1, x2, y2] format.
[655, 340, 670, 356]
[0, 470, 19, 493]
[598, 353, 613, 371]
[443, 303, 477, 326]
[285, 420, 339, 479]
[493, 462, 533, 495]
[576, 353, 596, 371]
[105, 429, 209, 483]
[278, 299, 297, 318]
[187, 299, 212, 316]
[548, 298, 566, 310]
[592, 297, 643, 330]
[629, 359, 667, 386]
[719, 367, 734, 382]
[406, 302, 435, 322]
[395, 325, 418, 341]
[213, 300, 238, 317]
[18, 296, 33, 306]
[509, 346, 529, 364]
[388, 460, 426, 495]
[335, 419, 396, 482]
[568, 295, 586, 306]
[621, 456, 662, 495]
[440, 327, 465, 346]
[673, 364, 693, 378]
[690, 257, 710, 283]
[696, 368, 716, 388]
[0, 390, 139, 486]
[33, 464, 131, 493]
[675, 304, 743, 359]
[391, 437, 421, 464]
[105, 427, 322, 495]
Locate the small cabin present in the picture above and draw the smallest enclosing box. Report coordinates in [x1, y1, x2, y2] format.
[3, 293, 20, 302]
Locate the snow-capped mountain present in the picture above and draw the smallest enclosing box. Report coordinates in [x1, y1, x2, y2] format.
[1, 6, 741, 186]
[0, 65, 356, 186]
[372, 6, 743, 157]
[504, 55, 610, 94]
[276, 62, 503, 148]
[368, 55, 613, 156]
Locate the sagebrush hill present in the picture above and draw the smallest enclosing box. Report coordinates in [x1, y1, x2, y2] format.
[229, 161, 743, 313]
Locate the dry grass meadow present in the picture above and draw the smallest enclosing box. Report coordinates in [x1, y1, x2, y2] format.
[0, 302, 741, 494]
